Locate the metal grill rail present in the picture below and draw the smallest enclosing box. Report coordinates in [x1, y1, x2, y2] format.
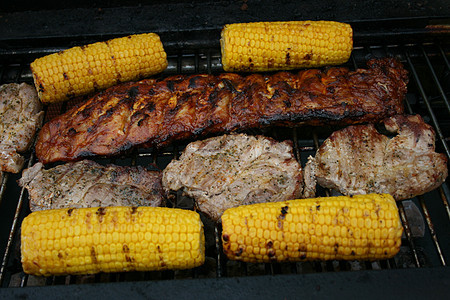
[0, 39, 449, 290]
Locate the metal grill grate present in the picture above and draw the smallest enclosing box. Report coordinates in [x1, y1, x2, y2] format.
[0, 35, 449, 293]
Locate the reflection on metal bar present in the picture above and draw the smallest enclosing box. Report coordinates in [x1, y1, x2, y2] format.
[405, 93, 414, 114]
[177, 52, 182, 74]
[207, 49, 212, 74]
[215, 224, 224, 278]
[0, 172, 8, 207]
[312, 131, 320, 150]
[350, 53, 358, 69]
[0, 169, 31, 285]
[438, 45, 450, 70]
[418, 196, 447, 266]
[397, 202, 421, 267]
[292, 127, 301, 162]
[265, 263, 274, 275]
[420, 45, 450, 114]
[194, 50, 199, 74]
[20, 273, 28, 287]
[439, 187, 450, 221]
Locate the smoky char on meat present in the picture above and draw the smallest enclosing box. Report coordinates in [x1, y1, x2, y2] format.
[35, 58, 408, 164]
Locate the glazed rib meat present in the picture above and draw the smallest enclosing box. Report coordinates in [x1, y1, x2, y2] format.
[19, 160, 165, 211]
[36, 58, 408, 164]
[162, 133, 303, 221]
[303, 115, 448, 200]
[0, 83, 43, 173]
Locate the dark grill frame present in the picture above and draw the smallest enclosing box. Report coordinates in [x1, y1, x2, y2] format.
[0, 2, 449, 297]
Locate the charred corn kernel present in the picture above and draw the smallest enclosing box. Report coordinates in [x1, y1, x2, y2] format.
[30, 33, 168, 103]
[221, 194, 402, 263]
[21, 206, 205, 276]
[220, 21, 353, 72]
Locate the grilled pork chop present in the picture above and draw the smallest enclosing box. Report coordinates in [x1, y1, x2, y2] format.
[162, 133, 303, 220]
[0, 83, 43, 173]
[36, 58, 408, 164]
[19, 160, 165, 211]
[304, 115, 448, 200]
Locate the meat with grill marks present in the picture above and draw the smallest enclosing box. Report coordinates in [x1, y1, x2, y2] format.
[35, 58, 408, 164]
[0, 83, 43, 173]
[162, 133, 303, 221]
[19, 160, 165, 211]
[303, 115, 448, 200]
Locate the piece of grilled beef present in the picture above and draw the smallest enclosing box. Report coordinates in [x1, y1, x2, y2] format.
[19, 160, 165, 211]
[162, 133, 303, 221]
[36, 58, 408, 164]
[303, 115, 448, 200]
[0, 83, 43, 173]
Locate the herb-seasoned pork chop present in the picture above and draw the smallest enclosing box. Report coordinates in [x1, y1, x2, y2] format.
[0, 83, 43, 173]
[20, 160, 165, 211]
[162, 133, 303, 220]
[304, 115, 448, 200]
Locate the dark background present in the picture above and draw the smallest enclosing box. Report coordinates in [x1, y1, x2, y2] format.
[1, 1, 449, 41]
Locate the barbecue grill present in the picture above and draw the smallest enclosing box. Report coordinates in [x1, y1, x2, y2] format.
[0, 1, 449, 298]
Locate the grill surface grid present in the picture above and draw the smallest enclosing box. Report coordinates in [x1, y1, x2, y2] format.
[0, 17, 449, 296]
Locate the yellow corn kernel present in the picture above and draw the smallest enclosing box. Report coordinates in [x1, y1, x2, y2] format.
[221, 194, 402, 263]
[220, 21, 353, 72]
[21, 206, 205, 276]
[30, 33, 168, 103]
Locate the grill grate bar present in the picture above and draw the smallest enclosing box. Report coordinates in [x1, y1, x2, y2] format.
[206, 50, 213, 74]
[388, 258, 397, 269]
[215, 224, 224, 278]
[438, 44, 450, 71]
[20, 273, 28, 287]
[439, 187, 450, 221]
[0, 156, 34, 286]
[420, 46, 450, 114]
[1, 40, 449, 287]
[418, 196, 447, 266]
[0, 64, 6, 82]
[405, 50, 450, 158]
[292, 128, 301, 162]
[0, 173, 8, 208]
[397, 202, 421, 267]
[403, 49, 449, 267]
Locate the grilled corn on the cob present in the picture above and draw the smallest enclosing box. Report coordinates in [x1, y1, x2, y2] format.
[21, 206, 205, 276]
[220, 21, 353, 72]
[30, 33, 168, 104]
[221, 194, 402, 263]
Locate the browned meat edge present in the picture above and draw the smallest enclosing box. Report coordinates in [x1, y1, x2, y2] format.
[36, 58, 408, 164]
